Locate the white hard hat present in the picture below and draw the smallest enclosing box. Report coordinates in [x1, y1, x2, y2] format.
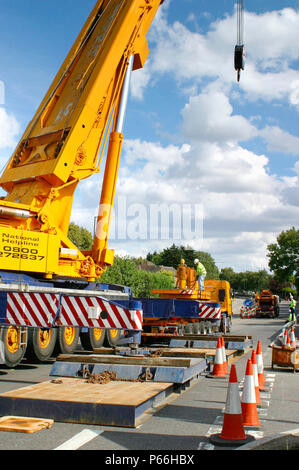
[194, 258, 199, 264]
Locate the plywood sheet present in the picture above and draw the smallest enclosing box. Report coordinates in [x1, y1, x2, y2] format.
[0, 378, 174, 427]
[0, 378, 171, 406]
[0, 416, 53, 433]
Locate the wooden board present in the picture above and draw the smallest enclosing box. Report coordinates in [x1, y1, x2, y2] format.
[142, 334, 251, 341]
[93, 347, 208, 358]
[0, 378, 173, 428]
[0, 378, 170, 405]
[56, 354, 202, 367]
[0, 416, 54, 433]
[93, 347, 239, 359]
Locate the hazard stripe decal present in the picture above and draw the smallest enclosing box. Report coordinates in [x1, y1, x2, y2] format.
[6, 292, 58, 327]
[198, 302, 221, 320]
[5, 292, 143, 331]
[59, 296, 143, 330]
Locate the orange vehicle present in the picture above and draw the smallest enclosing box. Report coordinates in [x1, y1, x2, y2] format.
[255, 290, 280, 318]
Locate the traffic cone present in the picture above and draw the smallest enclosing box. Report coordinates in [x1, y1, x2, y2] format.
[256, 341, 266, 391]
[207, 337, 226, 378]
[251, 350, 262, 406]
[221, 336, 229, 374]
[241, 359, 261, 428]
[286, 334, 291, 349]
[209, 365, 255, 447]
[282, 329, 288, 349]
[290, 327, 296, 348]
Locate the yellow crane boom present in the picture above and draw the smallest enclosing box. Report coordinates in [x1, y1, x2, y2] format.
[0, 0, 164, 281]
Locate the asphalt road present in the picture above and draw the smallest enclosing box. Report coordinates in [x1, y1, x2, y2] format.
[0, 301, 298, 454]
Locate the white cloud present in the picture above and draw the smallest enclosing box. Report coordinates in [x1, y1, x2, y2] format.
[0, 107, 20, 149]
[130, 65, 152, 101]
[259, 125, 299, 155]
[181, 91, 257, 143]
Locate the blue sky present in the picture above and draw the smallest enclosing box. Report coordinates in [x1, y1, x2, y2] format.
[0, 0, 299, 272]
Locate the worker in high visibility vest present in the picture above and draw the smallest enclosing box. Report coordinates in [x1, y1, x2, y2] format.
[194, 258, 207, 291]
[288, 296, 297, 323]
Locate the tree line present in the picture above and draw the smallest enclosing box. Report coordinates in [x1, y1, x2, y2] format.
[68, 223, 298, 298]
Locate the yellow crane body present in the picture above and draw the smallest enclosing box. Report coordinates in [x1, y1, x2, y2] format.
[0, 0, 164, 281]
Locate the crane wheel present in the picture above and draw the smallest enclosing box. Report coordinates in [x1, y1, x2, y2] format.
[104, 328, 121, 347]
[0, 326, 27, 368]
[80, 328, 105, 351]
[54, 326, 79, 355]
[26, 328, 57, 362]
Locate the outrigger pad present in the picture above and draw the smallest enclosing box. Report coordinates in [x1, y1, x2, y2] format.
[0, 416, 54, 434]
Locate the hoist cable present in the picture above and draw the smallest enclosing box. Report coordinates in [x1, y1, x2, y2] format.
[237, 0, 244, 46]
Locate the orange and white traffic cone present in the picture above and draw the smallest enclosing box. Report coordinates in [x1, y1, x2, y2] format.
[221, 336, 229, 374]
[282, 329, 288, 349]
[290, 327, 296, 348]
[256, 341, 266, 391]
[287, 334, 291, 349]
[209, 365, 255, 447]
[208, 337, 226, 378]
[251, 350, 263, 407]
[241, 359, 261, 428]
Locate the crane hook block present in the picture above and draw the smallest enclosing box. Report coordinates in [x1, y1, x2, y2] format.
[234, 44, 245, 82]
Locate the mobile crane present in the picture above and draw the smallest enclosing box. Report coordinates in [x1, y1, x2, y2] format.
[0, 0, 165, 367]
[0, 0, 244, 367]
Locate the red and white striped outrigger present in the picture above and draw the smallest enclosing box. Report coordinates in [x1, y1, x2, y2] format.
[198, 302, 222, 320]
[2, 291, 143, 331]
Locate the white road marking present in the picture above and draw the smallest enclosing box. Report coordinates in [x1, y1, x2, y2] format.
[247, 430, 264, 439]
[54, 429, 103, 450]
[198, 442, 215, 450]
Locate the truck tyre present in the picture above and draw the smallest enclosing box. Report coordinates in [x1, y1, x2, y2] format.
[0, 326, 27, 368]
[104, 328, 121, 347]
[26, 328, 57, 362]
[184, 323, 193, 335]
[55, 326, 79, 355]
[80, 328, 105, 351]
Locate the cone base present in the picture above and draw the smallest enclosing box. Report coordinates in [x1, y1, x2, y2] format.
[209, 433, 255, 448]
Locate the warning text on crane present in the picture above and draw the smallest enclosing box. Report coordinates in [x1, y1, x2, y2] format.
[0, 228, 48, 273]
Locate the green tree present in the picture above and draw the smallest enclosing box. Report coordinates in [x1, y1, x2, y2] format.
[267, 227, 299, 294]
[68, 222, 93, 251]
[100, 256, 174, 297]
[220, 267, 239, 290]
[220, 267, 272, 293]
